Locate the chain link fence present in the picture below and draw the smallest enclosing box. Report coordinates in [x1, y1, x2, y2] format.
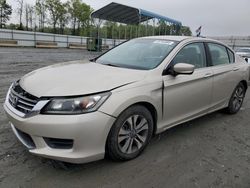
[211, 36, 250, 49]
[1, 29, 250, 50]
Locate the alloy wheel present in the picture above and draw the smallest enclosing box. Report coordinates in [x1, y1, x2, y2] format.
[232, 85, 244, 111]
[118, 115, 149, 154]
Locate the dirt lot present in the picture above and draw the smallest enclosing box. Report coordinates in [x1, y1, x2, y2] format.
[0, 47, 250, 188]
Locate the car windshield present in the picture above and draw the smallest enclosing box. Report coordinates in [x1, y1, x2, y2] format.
[96, 38, 178, 70]
[236, 48, 250, 53]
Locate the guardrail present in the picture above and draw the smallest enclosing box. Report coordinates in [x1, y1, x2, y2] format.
[0, 29, 250, 50]
[0, 29, 125, 49]
[210, 36, 250, 49]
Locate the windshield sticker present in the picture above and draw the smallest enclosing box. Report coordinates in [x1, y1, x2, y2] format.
[153, 40, 174, 45]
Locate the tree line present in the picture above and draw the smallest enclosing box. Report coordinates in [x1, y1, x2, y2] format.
[0, 0, 192, 38]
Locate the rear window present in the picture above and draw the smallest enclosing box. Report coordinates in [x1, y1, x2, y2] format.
[208, 43, 230, 66]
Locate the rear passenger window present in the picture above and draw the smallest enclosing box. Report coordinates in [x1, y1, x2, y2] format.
[172, 43, 206, 69]
[208, 43, 230, 66]
[227, 49, 235, 63]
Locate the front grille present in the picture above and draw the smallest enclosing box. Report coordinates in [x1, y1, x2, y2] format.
[44, 137, 74, 149]
[8, 82, 39, 114]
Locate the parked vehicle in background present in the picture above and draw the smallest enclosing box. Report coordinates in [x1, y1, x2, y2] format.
[4, 36, 250, 164]
[236, 48, 250, 62]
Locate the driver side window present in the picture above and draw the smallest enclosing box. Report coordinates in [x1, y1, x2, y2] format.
[172, 43, 207, 69]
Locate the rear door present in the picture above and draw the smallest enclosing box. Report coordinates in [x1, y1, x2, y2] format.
[162, 42, 213, 128]
[206, 43, 241, 109]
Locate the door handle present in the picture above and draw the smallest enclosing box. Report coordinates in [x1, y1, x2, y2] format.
[233, 67, 239, 71]
[204, 73, 213, 78]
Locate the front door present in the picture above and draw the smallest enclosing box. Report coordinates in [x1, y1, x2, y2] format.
[161, 42, 213, 129]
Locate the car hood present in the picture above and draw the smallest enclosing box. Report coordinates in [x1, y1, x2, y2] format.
[19, 60, 146, 97]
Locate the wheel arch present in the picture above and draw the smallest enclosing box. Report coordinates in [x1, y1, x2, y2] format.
[132, 102, 158, 135]
[104, 101, 158, 159]
[113, 101, 158, 135]
[240, 80, 248, 91]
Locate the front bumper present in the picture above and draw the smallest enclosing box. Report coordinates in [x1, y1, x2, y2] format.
[4, 103, 116, 164]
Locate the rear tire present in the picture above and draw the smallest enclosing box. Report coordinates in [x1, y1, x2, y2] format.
[106, 105, 153, 161]
[226, 82, 246, 114]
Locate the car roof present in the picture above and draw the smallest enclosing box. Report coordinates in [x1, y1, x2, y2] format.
[139, 35, 232, 49]
[140, 35, 222, 43]
[140, 35, 192, 41]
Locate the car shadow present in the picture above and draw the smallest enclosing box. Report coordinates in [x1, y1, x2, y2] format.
[43, 108, 238, 171]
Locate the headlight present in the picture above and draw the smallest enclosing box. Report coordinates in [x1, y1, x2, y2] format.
[41, 92, 111, 114]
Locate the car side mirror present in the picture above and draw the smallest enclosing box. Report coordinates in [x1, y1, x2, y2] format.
[245, 57, 248, 63]
[173, 63, 195, 75]
[164, 63, 194, 76]
[163, 63, 195, 76]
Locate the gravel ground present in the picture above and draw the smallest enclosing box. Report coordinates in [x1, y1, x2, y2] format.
[0, 47, 250, 188]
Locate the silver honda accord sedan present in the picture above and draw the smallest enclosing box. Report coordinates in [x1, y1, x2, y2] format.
[4, 36, 250, 164]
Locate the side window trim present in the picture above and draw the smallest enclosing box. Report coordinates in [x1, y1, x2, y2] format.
[204, 42, 212, 67]
[226, 48, 231, 63]
[226, 48, 235, 63]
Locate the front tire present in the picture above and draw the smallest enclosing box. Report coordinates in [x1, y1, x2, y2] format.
[106, 105, 154, 161]
[226, 82, 246, 114]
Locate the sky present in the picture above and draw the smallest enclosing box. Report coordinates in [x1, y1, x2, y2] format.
[7, 0, 250, 36]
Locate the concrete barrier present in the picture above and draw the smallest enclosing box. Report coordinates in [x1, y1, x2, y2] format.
[36, 41, 58, 48]
[0, 40, 18, 47]
[68, 43, 87, 49]
[1, 29, 249, 50]
[102, 45, 109, 50]
[0, 29, 125, 49]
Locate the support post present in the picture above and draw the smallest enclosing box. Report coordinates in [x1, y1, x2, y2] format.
[153, 18, 155, 36]
[112, 22, 114, 47]
[11, 29, 14, 40]
[67, 35, 69, 47]
[125, 25, 127, 40]
[97, 18, 100, 51]
[138, 14, 141, 37]
[105, 21, 108, 45]
[129, 25, 132, 39]
[118, 24, 121, 44]
[34, 31, 36, 47]
[158, 20, 161, 35]
[164, 22, 167, 35]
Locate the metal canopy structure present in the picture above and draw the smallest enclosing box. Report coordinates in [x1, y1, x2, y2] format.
[91, 2, 182, 26]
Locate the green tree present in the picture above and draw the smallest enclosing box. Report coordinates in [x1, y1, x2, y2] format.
[16, 0, 24, 30]
[24, 3, 34, 30]
[45, 0, 62, 33]
[179, 26, 192, 36]
[58, 2, 69, 34]
[69, 0, 92, 35]
[77, 3, 92, 35]
[0, 0, 12, 28]
[28, 5, 34, 30]
[68, 0, 81, 35]
[35, 0, 46, 31]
